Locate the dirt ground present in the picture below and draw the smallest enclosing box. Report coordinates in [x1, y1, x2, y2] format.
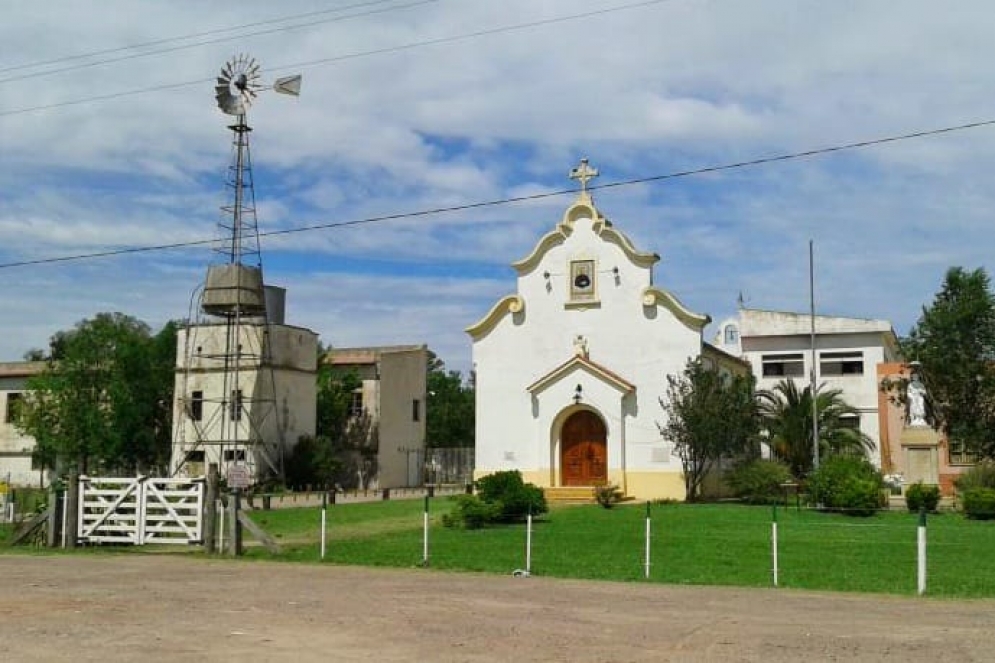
[1, 554, 993, 662]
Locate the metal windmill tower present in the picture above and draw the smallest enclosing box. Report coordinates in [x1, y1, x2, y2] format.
[171, 55, 301, 482]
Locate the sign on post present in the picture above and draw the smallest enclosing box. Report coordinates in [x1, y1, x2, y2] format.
[227, 465, 251, 490]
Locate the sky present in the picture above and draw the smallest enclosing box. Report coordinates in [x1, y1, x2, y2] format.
[2, 0, 994, 377]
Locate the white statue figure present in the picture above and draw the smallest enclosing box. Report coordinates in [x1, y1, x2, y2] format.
[907, 376, 927, 427]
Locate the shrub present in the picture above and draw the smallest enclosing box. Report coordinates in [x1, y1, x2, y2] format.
[954, 460, 995, 492]
[807, 456, 885, 516]
[594, 483, 622, 509]
[724, 459, 793, 504]
[961, 488, 995, 520]
[905, 482, 940, 513]
[442, 494, 499, 529]
[475, 470, 548, 523]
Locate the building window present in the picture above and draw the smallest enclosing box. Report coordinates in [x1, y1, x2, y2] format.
[223, 449, 246, 462]
[569, 259, 596, 302]
[838, 415, 860, 430]
[723, 324, 739, 344]
[761, 353, 804, 378]
[4, 392, 23, 423]
[229, 389, 243, 421]
[820, 351, 864, 376]
[949, 439, 979, 465]
[349, 391, 364, 418]
[412, 399, 421, 422]
[189, 391, 204, 421]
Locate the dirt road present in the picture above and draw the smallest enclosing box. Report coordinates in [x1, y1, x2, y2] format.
[1, 554, 992, 662]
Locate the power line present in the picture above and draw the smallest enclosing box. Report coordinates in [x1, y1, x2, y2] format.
[0, 0, 674, 118]
[1, 117, 991, 271]
[0, 0, 436, 86]
[0, 0, 407, 75]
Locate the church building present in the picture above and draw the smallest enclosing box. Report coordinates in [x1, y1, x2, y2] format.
[467, 160, 745, 501]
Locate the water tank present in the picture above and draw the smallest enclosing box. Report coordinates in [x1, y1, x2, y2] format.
[264, 285, 286, 325]
[201, 264, 266, 317]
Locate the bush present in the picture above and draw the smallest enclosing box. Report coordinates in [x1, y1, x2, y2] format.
[594, 483, 622, 509]
[905, 482, 940, 513]
[724, 459, 793, 504]
[954, 460, 995, 492]
[442, 494, 499, 529]
[961, 488, 995, 520]
[475, 471, 548, 523]
[807, 456, 885, 516]
[444, 471, 548, 528]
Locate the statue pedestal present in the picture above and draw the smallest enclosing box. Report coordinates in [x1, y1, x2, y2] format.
[900, 426, 940, 486]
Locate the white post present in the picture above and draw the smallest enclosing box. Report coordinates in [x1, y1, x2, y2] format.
[320, 492, 328, 560]
[526, 511, 533, 575]
[917, 508, 927, 595]
[422, 495, 429, 566]
[644, 502, 651, 579]
[217, 499, 225, 554]
[61, 489, 68, 548]
[772, 504, 779, 587]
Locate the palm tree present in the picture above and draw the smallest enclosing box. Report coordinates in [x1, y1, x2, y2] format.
[757, 379, 874, 478]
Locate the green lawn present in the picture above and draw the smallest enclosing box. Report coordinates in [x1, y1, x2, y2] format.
[245, 499, 995, 598]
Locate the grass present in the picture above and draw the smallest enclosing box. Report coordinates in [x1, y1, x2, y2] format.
[241, 499, 995, 597]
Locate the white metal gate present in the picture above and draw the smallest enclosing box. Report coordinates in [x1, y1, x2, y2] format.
[78, 475, 204, 545]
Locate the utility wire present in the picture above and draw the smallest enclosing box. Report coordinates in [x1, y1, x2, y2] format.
[0, 0, 674, 118]
[1, 117, 991, 271]
[0, 0, 437, 86]
[0, 0, 409, 76]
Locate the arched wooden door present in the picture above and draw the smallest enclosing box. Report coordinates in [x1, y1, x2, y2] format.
[560, 410, 607, 486]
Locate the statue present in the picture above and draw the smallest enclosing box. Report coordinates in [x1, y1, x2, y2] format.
[907, 376, 927, 427]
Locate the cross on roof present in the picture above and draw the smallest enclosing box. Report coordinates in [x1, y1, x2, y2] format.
[569, 158, 599, 193]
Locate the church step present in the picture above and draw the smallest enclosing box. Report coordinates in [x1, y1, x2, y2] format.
[543, 486, 598, 503]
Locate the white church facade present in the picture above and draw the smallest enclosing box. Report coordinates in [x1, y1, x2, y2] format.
[468, 161, 744, 501]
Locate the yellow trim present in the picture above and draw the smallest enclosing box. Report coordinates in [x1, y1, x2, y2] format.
[465, 295, 525, 340]
[512, 228, 570, 274]
[526, 355, 635, 394]
[599, 226, 659, 268]
[473, 468, 687, 501]
[641, 287, 711, 331]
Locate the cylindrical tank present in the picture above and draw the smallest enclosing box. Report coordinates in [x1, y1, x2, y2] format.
[264, 285, 286, 325]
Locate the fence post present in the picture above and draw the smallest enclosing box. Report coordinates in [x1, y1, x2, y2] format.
[771, 503, 779, 587]
[320, 491, 328, 560]
[422, 495, 430, 567]
[228, 488, 242, 557]
[644, 501, 651, 579]
[65, 471, 79, 549]
[917, 507, 927, 596]
[45, 483, 61, 548]
[525, 506, 533, 576]
[203, 464, 218, 553]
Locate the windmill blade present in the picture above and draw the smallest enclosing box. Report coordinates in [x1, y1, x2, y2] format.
[273, 75, 302, 96]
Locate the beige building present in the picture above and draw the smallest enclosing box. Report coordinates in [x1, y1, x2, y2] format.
[0, 361, 44, 486]
[326, 345, 428, 488]
[170, 317, 318, 482]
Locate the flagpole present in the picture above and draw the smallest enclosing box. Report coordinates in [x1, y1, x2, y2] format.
[810, 240, 820, 471]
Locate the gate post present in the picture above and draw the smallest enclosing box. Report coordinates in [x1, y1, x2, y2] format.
[46, 483, 62, 548]
[64, 471, 79, 549]
[227, 488, 243, 556]
[203, 464, 219, 553]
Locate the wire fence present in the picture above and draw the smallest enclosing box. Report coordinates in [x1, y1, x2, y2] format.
[293, 501, 995, 598]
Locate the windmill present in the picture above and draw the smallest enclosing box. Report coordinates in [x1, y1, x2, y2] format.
[171, 56, 302, 483]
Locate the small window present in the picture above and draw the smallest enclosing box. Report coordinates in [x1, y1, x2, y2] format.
[949, 439, 979, 465]
[412, 399, 421, 422]
[820, 351, 864, 376]
[5, 392, 23, 423]
[349, 391, 364, 418]
[189, 391, 204, 421]
[761, 354, 804, 378]
[838, 415, 860, 430]
[723, 324, 739, 344]
[223, 449, 246, 462]
[186, 450, 205, 463]
[229, 389, 243, 421]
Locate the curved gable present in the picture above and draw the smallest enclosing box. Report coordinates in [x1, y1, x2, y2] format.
[642, 287, 711, 331]
[465, 295, 525, 341]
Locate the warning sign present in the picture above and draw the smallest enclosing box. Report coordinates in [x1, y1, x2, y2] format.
[226, 465, 251, 489]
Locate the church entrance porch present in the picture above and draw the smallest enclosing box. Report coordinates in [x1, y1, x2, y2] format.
[560, 410, 607, 486]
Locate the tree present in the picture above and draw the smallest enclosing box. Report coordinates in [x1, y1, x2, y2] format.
[757, 379, 874, 478]
[901, 267, 995, 459]
[659, 359, 760, 502]
[426, 354, 474, 449]
[16, 313, 176, 475]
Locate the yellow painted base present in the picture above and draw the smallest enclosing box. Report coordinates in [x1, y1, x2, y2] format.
[474, 468, 687, 501]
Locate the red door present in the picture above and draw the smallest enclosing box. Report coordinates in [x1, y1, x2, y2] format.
[560, 410, 607, 486]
